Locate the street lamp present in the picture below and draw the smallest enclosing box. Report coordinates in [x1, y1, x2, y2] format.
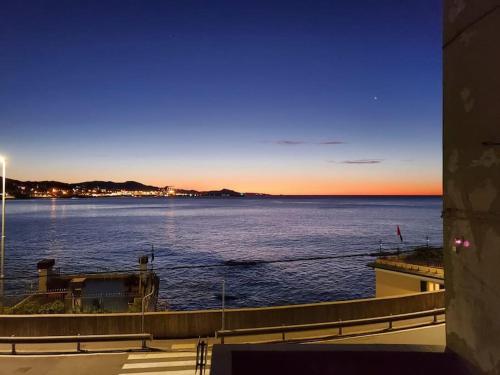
[0, 155, 5, 281]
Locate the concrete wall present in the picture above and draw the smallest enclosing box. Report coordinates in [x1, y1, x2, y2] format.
[375, 269, 421, 297]
[444, 1, 500, 374]
[0, 291, 444, 338]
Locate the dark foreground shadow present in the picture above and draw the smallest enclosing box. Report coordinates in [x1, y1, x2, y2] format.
[211, 344, 475, 375]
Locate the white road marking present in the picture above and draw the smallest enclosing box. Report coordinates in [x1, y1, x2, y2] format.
[128, 352, 197, 360]
[121, 344, 212, 374]
[171, 343, 196, 350]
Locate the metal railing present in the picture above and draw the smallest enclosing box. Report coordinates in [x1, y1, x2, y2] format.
[216, 308, 445, 344]
[196, 337, 209, 374]
[0, 333, 152, 355]
[0, 289, 152, 314]
[375, 258, 444, 276]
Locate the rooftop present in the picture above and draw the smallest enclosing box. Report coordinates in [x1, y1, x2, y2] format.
[370, 247, 444, 281]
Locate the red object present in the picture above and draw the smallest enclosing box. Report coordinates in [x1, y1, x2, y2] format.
[397, 225, 403, 242]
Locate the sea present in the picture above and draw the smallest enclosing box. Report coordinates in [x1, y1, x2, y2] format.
[3, 196, 442, 310]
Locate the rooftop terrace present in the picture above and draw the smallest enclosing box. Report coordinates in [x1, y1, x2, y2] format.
[370, 247, 444, 281]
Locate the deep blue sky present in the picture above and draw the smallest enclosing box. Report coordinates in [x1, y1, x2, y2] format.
[0, 1, 441, 194]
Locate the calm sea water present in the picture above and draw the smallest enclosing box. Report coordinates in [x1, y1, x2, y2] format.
[3, 196, 442, 310]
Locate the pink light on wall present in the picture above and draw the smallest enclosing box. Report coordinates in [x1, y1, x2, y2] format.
[453, 237, 471, 252]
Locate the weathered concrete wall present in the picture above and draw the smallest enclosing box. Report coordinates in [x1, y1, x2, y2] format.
[0, 291, 443, 338]
[375, 269, 421, 297]
[444, 1, 500, 374]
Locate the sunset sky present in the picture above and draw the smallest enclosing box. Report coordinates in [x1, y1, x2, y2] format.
[0, 1, 441, 195]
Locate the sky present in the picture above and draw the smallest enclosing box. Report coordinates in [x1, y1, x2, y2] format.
[0, 0, 442, 195]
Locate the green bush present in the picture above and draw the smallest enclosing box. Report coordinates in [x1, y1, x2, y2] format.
[38, 300, 65, 314]
[12, 299, 65, 314]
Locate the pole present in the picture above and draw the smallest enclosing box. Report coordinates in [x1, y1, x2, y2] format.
[221, 279, 225, 331]
[141, 285, 155, 334]
[426, 236, 430, 248]
[1, 158, 5, 306]
[151, 244, 154, 271]
[1, 158, 5, 278]
[379, 240, 382, 253]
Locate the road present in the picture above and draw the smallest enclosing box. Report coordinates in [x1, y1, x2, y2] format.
[0, 323, 445, 375]
[0, 339, 210, 375]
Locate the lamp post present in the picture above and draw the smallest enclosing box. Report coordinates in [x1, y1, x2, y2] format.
[0, 156, 5, 280]
[0, 156, 5, 306]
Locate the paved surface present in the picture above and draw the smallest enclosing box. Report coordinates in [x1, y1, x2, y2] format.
[0, 322, 444, 374]
[0, 341, 212, 375]
[319, 323, 446, 345]
[219, 314, 445, 344]
[119, 344, 211, 375]
[0, 352, 127, 375]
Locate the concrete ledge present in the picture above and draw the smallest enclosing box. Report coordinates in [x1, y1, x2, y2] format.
[0, 291, 444, 338]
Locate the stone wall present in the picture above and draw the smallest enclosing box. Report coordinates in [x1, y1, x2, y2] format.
[0, 291, 444, 338]
[444, 1, 500, 373]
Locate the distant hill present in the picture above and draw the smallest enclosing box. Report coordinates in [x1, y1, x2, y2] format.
[6, 179, 72, 197]
[201, 188, 243, 197]
[72, 180, 159, 191]
[6, 179, 159, 193]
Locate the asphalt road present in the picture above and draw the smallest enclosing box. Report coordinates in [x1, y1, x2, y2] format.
[0, 324, 444, 375]
[0, 352, 127, 375]
[0, 340, 207, 375]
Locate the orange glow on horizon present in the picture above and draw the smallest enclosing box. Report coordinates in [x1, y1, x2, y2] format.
[11, 167, 442, 196]
[147, 177, 442, 196]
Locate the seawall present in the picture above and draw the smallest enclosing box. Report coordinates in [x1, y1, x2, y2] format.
[0, 291, 444, 338]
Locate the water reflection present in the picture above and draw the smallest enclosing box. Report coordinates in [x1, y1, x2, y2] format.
[4, 197, 442, 309]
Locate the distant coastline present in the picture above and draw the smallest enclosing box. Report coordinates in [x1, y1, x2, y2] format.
[4, 178, 442, 199]
[4, 178, 267, 199]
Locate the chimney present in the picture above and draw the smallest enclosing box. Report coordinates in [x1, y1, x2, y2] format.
[37, 259, 55, 292]
[139, 255, 149, 273]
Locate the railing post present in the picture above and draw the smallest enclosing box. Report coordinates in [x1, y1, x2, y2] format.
[281, 324, 285, 342]
[196, 337, 201, 374]
[77, 333, 81, 352]
[11, 335, 15, 355]
[196, 339, 207, 374]
[388, 314, 393, 330]
[204, 337, 209, 375]
[433, 309, 438, 324]
[338, 319, 342, 336]
[221, 279, 226, 332]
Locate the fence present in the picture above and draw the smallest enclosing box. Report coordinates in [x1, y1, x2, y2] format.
[216, 307, 446, 344]
[1, 290, 156, 314]
[375, 258, 444, 277]
[1, 333, 152, 355]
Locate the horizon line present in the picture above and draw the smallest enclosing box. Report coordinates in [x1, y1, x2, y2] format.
[6, 176, 442, 197]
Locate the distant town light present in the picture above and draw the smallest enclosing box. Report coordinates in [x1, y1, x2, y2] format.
[454, 238, 462, 246]
[463, 240, 470, 248]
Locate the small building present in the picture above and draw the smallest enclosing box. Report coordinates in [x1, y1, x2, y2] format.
[12, 256, 159, 314]
[369, 247, 444, 298]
